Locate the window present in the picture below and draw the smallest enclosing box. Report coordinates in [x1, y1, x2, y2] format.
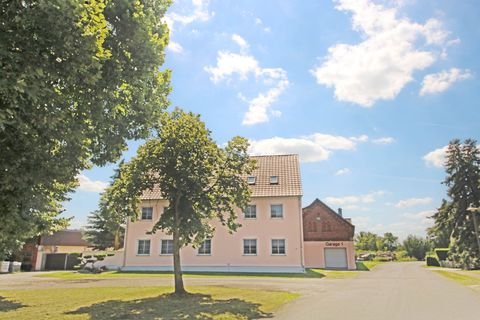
[244, 205, 257, 219]
[247, 176, 256, 185]
[307, 221, 317, 232]
[270, 204, 283, 218]
[271, 239, 286, 255]
[243, 239, 257, 255]
[198, 239, 211, 255]
[141, 207, 153, 220]
[269, 176, 279, 184]
[160, 239, 173, 255]
[137, 240, 151, 255]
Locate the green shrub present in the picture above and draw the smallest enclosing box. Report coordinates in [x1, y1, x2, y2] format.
[426, 256, 440, 267]
[435, 248, 449, 261]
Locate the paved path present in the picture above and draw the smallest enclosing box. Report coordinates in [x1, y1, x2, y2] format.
[274, 262, 480, 320]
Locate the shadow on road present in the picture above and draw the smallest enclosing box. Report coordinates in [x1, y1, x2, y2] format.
[67, 292, 273, 319]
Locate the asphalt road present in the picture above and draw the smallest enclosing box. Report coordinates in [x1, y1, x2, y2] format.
[1, 262, 479, 320]
[274, 262, 480, 320]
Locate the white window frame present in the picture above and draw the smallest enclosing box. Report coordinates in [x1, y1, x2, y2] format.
[197, 239, 212, 256]
[141, 207, 153, 220]
[160, 239, 173, 255]
[137, 239, 151, 256]
[271, 239, 286, 255]
[247, 176, 256, 185]
[244, 204, 257, 219]
[269, 176, 279, 184]
[270, 204, 284, 219]
[243, 238, 257, 255]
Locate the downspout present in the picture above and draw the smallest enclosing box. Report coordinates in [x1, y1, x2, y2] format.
[298, 195, 305, 271]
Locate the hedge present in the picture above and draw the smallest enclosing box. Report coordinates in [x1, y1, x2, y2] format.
[435, 248, 449, 261]
[426, 256, 440, 267]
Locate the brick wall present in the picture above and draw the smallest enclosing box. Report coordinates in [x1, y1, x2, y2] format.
[303, 199, 354, 241]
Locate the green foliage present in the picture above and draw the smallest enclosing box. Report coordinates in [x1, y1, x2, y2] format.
[403, 235, 431, 260]
[84, 165, 126, 250]
[435, 248, 449, 261]
[355, 231, 379, 251]
[395, 250, 417, 262]
[429, 139, 480, 269]
[426, 256, 440, 267]
[427, 200, 454, 248]
[110, 108, 255, 293]
[0, 0, 171, 259]
[355, 232, 399, 252]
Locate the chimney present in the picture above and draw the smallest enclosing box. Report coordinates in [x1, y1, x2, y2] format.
[338, 208, 343, 217]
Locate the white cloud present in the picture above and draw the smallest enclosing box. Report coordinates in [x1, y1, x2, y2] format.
[232, 34, 249, 52]
[350, 134, 369, 142]
[205, 36, 289, 125]
[403, 209, 435, 222]
[167, 41, 184, 53]
[248, 133, 367, 162]
[167, 0, 213, 25]
[77, 174, 108, 193]
[395, 197, 433, 208]
[325, 191, 386, 206]
[372, 137, 395, 145]
[336, 168, 351, 176]
[164, 0, 213, 54]
[423, 146, 447, 168]
[420, 68, 472, 96]
[311, 0, 452, 106]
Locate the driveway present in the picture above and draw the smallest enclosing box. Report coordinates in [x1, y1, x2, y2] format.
[274, 262, 480, 320]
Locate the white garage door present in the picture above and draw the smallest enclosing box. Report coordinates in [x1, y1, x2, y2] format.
[324, 248, 348, 269]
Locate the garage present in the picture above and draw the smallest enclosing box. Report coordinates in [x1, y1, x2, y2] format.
[324, 248, 348, 269]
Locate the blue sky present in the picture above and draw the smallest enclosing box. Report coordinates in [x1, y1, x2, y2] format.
[65, 0, 480, 240]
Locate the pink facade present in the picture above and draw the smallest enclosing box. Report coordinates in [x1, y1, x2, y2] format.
[120, 155, 357, 272]
[123, 196, 304, 272]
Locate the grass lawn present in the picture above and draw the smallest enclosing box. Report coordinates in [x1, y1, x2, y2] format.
[355, 260, 384, 271]
[36, 268, 361, 280]
[434, 270, 480, 287]
[0, 286, 298, 320]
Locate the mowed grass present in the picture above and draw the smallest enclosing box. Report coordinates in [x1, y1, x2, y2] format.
[434, 270, 480, 287]
[37, 268, 361, 280]
[0, 286, 299, 320]
[355, 260, 384, 271]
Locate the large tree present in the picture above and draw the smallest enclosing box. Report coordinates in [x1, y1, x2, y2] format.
[355, 231, 380, 251]
[0, 0, 171, 259]
[427, 199, 454, 248]
[110, 109, 255, 294]
[442, 139, 480, 269]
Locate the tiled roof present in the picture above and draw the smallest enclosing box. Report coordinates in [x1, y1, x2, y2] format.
[140, 154, 302, 199]
[248, 154, 302, 197]
[40, 230, 91, 246]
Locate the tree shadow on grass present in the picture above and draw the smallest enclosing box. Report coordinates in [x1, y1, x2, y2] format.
[67, 292, 273, 319]
[355, 262, 370, 271]
[0, 296, 25, 312]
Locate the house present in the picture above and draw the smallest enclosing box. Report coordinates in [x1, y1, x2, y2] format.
[120, 154, 356, 272]
[18, 230, 92, 271]
[122, 154, 305, 273]
[303, 199, 356, 269]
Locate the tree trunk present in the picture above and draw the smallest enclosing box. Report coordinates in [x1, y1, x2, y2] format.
[471, 211, 480, 258]
[114, 230, 120, 251]
[173, 195, 186, 295]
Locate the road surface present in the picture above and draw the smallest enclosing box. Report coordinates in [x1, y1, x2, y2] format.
[274, 262, 480, 320]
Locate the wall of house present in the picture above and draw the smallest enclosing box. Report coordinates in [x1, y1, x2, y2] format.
[123, 197, 304, 272]
[304, 241, 356, 270]
[303, 205, 354, 241]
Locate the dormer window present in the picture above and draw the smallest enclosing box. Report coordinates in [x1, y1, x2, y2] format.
[247, 176, 256, 185]
[269, 176, 279, 185]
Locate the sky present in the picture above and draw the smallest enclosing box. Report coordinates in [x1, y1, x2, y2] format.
[65, 0, 480, 240]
